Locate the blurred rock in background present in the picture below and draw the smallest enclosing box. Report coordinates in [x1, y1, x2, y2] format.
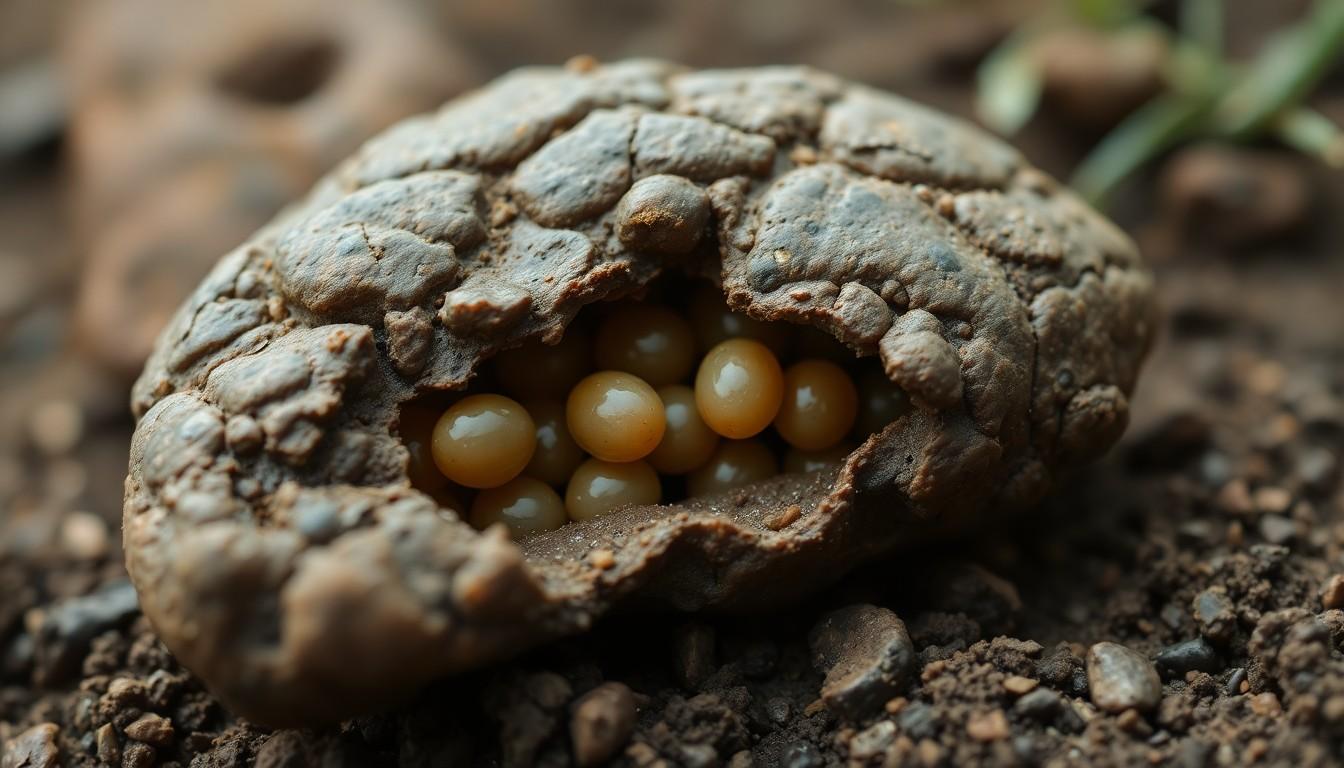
[65, 0, 480, 377]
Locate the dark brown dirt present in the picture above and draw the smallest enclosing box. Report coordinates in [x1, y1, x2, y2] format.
[4, 1, 1344, 766]
[5, 276, 1343, 765]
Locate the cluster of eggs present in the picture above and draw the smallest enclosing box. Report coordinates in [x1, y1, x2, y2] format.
[402, 286, 910, 538]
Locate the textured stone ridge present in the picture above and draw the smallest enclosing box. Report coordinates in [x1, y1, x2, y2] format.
[123, 60, 1156, 726]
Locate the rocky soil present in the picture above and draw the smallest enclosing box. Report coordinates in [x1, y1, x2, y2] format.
[5, 147, 1344, 767]
[3, 2, 1343, 766]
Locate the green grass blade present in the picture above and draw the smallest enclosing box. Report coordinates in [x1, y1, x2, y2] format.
[1071, 93, 1213, 205]
[1276, 107, 1344, 167]
[975, 33, 1046, 135]
[1217, 0, 1344, 138]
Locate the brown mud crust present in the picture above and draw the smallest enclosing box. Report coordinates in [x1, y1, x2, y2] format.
[115, 60, 1155, 727]
[4, 250, 1342, 764]
[3, 7, 1342, 762]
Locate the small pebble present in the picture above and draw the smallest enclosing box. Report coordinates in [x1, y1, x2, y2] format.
[1013, 688, 1062, 721]
[1, 723, 59, 768]
[569, 682, 637, 767]
[28, 400, 83, 456]
[897, 702, 937, 740]
[95, 723, 120, 765]
[966, 710, 1010, 742]
[59, 512, 109, 560]
[809, 604, 915, 720]
[1154, 638, 1222, 679]
[104, 677, 148, 707]
[917, 740, 945, 765]
[848, 721, 896, 760]
[1252, 486, 1292, 515]
[680, 743, 720, 768]
[1295, 447, 1338, 493]
[1192, 588, 1236, 643]
[1216, 480, 1253, 514]
[781, 742, 823, 768]
[1003, 675, 1039, 695]
[763, 504, 801, 531]
[588, 549, 616, 570]
[1116, 708, 1151, 737]
[34, 581, 139, 685]
[124, 712, 174, 747]
[1321, 574, 1344, 610]
[1086, 642, 1162, 713]
[1258, 515, 1297, 545]
[1248, 692, 1282, 717]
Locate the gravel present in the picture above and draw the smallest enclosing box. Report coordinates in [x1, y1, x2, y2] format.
[1086, 642, 1163, 713]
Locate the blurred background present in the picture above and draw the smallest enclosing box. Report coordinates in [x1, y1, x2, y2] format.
[0, 0, 1341, 654]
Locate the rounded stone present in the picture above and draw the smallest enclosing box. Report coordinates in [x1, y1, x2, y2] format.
[1086, 642, 1162, 713]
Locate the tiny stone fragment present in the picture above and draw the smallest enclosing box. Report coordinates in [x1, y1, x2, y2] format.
[1086, 642, 1162, 713]
[1249, 692, 1282, 717]
[763, 504, 802, 531]
[588, 549, 616, 570]
[848, 721, 896, 761]
[1258, 514, 1297, 545]
[95, 723, 120, 765]
[1192, 588, 1237, 643]
[1321, 574, 1344, 610]
[124, 712, 174, 746]
[28, 400, 83, 457]
[809, 604, 915, 720]
[966, 710, 1010, 742]
[1, 723, 59, 768]
[570, 682, 637, 767]
[1154, 638, 1221, 679]
[33, 581, 139, 685]
[1013, 688, 1062, 721]
[60, 512, 109, 560]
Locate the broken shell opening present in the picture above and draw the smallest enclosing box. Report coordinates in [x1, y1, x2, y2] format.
[118, 61, 1156, 728]
[397, 275, 913, 542]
